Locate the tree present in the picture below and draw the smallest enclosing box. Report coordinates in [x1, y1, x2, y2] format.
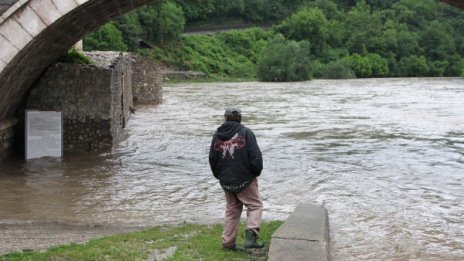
[114, 11, 143, 51]
[83, 22, 128, 51]
[135, 1, 186, 45]
[174, 0, 214, 21]
[398, 55, 428, 76]
[420, 21, 455, 61]
[212, 0, 244, 17]
[274, 7, 329, 57]
[341, 1, 384, 54]
[257, 35, 311, 82]
[392, 0, 439, 29]
[396, 29, 421, 59]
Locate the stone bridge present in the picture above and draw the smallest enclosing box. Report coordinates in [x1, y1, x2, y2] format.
[0, 0, 157, 126]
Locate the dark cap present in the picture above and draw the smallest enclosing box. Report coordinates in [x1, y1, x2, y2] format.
[224, 107, 241, 116]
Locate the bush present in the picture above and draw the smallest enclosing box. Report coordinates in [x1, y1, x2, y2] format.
[316, 60, 356, 79]
[257, 35, 311, 82]
[427, 60, 448, 77]
[218, 28, 272, 63]
[398, 55, 429, 77]
[344, 53, 388, 78]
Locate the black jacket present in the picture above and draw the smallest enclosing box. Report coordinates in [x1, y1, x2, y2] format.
[209, 121, 263, 193]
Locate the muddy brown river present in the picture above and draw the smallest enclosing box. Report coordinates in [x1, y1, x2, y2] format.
[0, 78, 463, 260]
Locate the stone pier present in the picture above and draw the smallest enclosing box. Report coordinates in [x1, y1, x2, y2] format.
[27, 52, 133, 152]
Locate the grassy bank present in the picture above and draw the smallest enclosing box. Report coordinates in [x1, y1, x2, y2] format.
[1, 221, 283, 261]
[141, 28, 272, 80]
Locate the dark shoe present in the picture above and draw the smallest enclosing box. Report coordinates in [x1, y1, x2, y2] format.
[244, 229, 264, 249]
[222, 244, 242, 251]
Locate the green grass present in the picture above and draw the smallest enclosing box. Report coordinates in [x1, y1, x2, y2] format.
[0, 221, 283, 261]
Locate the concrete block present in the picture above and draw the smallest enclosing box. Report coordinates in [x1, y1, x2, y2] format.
[0, 17, 32, 49]
[30, 0, 62, 25]
[0, 34, 18, 63]
[51, 0, 77, 15]
[268, 238, 328, 261]
[268, 204, 330, 261]
[13, 5, 46, 37]
[273, 204, 329, 242]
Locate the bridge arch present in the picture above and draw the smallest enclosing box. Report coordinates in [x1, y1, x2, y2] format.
[0, 0, 156, 123]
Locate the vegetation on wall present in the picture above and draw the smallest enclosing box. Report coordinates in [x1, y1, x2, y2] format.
[58, 48, 93, 65]
[83, 0, 464, 81]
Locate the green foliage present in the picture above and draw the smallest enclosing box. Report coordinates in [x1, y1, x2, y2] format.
[341, 1, 383, 54]
[57, 48, 93, 65]
[344, 53, 389, 78]
[427, 60, 448, 77]
[149, 1, 186, 45]
[1, 221, 283, 260]
[114, 11, 144, 51]
[396, 30, 421, 58]
[217, 28, 271, 63]
[213, 0, 245, 17]
[174, 0, 214, 21]
[315, 60, 356, 79]
[444, 54, 463, 76]
[83, 22, 128, 51]
[274, 7, 329, 56]
[257, 35, 312, 82]
[398, 55, 428, 76]
[242, 0, 272, 22]
[210, 0, 305, 23]
[420, 21, 455, 61]
[142, 28, 271, 79]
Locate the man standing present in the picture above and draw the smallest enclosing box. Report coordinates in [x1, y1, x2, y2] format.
[209, 107, 264, 250]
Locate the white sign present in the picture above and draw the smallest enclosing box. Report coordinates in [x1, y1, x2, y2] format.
[26, 110, 63, 159]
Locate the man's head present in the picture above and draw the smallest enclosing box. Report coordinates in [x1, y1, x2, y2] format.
[224, 107, 241, 123]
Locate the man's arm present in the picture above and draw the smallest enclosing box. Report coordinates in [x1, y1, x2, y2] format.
[209, 135, 219, 178]
[247, 129, 263, 176]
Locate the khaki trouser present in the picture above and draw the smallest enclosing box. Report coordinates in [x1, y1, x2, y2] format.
[222, 178, 263, 247]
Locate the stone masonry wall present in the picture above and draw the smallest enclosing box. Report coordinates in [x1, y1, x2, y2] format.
[132, 54, 163, 105]
[27, 53, 133, 152]
[85, 51, 133, 140]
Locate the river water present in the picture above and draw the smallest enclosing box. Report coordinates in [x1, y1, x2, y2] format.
[0, 78, 463, 260]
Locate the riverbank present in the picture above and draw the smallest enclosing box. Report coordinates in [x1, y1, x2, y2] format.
[0, 220, 282, 260]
